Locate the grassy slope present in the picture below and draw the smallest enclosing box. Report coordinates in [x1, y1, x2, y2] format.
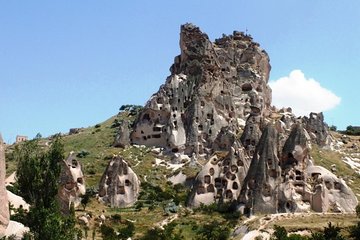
[59, 112, 213, 238]
[310, 133, 360, 199]
[6, 116, 360, 239]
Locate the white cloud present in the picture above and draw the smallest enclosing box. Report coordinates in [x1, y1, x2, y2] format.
[269, 70, 341, 117]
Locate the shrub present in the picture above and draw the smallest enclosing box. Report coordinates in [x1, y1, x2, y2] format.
[76, 150, 90, 158]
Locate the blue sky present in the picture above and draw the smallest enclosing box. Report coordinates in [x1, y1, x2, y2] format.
[0, 1, 359, 143]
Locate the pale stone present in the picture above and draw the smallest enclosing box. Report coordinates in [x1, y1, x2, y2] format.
[98, 156, 140, 208]
[58, 152, 86, 214]
[0, 134, 9, 237]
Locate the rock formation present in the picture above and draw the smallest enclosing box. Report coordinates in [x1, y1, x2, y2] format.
[58, 153, 86, 214]
[98, 156, 140, 208]
[239, 124, 282, 214]
[0, 134, 9, 237]
[131, 23, 272, 158]
[127, 23, 356, 214]
[188, 128, 250, 207]
[113, 120, 131, 148]
[238, 123, 357, 214]
[303, 112, 330, 146]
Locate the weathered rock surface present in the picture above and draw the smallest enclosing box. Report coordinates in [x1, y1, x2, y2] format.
[131, 23, 272, 157]
[0, 134, 9, 237]
[58, 153, 86, 214]
[98, 156, 140, 208]
[239, 124, 281, 214]
[113, 120, 131, 148]
[188, 129, 250, 207]
[126, 23, 355, 214]
[238, 123, 358, 214]
[303, 112, 330, 146]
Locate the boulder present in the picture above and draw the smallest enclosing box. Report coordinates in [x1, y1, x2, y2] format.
[0, 134, 9, 237]
[98, 156, 140, 208]
[58, 153, 86, 214]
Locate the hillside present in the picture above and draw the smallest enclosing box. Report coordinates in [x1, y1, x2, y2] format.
[2, 23, 360, 240]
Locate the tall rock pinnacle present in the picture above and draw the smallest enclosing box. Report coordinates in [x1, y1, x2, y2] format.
[131, 23, 272, 156]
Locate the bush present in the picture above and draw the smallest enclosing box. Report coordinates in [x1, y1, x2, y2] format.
[196, 220, 230, 240]
[76, 150, 90, 158]
[94, 124, 101, 128]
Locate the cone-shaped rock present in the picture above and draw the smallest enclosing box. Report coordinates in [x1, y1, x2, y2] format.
[98, 156, 140, 208]
[188, 128, 250, 207]
[239, 124, 281, 214]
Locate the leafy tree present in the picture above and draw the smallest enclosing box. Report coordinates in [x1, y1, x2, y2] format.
[34, 133, 42, 139]
[322, 222, 345, 240]
[140, 222, 182, 240]
[197, 220, 230, 240]
[15, 137, 63, 207]
[329, 125, 337, 131]
[349, 222, 360, 240]
[355, 204, 360, 218]
[13, 136, 79, 240]
[81, 189, 91, 211]
[100, 225, 118, 240]
[118, 221, 135, 240]
[272, 225, 288, 240]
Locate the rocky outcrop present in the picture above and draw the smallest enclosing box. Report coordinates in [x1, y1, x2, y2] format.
[126, 23, 353, 214]
[303, 112, 329, 146]
[113, 120, 131, 148]
[306, 164, 358, 213]
[58, 153, 86, 214]
[131, 23, 271, 157]
[239, 124, 281, 214]
[0, 134, 9, 237]
[98, 156, 140, 208]
[188, 128, 250, 207]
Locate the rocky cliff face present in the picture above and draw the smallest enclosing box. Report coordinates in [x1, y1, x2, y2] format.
[98, 156, 140, 208]
[58, 153, 86, 214]
[188, 127, 250, 207]
[131, 23, 271, 158]
[0, 134, 9, 237]
[127, 23, 356, 214]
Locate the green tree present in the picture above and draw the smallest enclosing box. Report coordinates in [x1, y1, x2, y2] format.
[15, 137, 63, 207]
[349, 222, 360, 240]
[272, 225, 288, 240]
[322, 222, 345, 240]
[197, 220, 230, 240]
[14, 136, 79, 240]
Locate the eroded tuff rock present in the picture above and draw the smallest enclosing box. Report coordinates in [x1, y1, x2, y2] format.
[0, 134, 9, 237]
[98, 156, 140, 208]
[58, 153, 86, 214]
[113, 120, 131, 148]
[188, 129, 250, 207]
[238, 123, 357, 214]
[239, 124, 281, 214]
[131, 23, 271, 157]
[126, 23, 353, 214]
[303, 112, 330, 146]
